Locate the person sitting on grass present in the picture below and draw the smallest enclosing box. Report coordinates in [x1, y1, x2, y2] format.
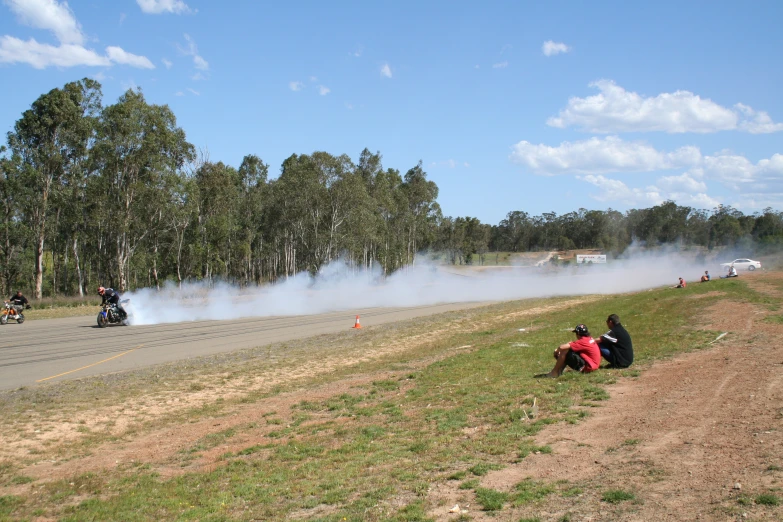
[700, 271, 710, 282]
[540, 324, 600, 378]
[675, 277, 687, 288]
[597, 314, 634, 369]
[721, 265, 738, 278]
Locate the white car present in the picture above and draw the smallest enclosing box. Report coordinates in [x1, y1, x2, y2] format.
[720, 258, 761, 271]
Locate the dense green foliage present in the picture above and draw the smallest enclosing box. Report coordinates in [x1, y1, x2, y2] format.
[2, 79, 782, 297]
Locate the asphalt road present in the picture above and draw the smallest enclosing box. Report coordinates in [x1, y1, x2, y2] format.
[0, 302, 486, 390]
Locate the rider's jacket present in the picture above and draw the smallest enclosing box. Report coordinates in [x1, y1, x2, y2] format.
[101, 288, 121, 305]
[9, 294, 28, 306]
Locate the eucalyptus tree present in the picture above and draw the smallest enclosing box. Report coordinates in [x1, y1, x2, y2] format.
[400, 162, 439, 265]
[237, 154, 269, 284]
[0, 149, 29, 294]
[92, 89, 194, 291]
[6, 79, 102, 298]
[193, 161, 241, 281]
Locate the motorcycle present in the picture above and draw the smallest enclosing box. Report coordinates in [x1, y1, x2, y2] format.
[1, 302, 25, 325]
[97, 299, 130, 328]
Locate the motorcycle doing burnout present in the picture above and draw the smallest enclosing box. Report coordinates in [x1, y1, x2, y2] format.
[1, 302, 26, 324]
[97, 299, 130, 327]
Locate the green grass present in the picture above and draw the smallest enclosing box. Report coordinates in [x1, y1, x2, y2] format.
[602, 489, 635, 503]
[512, 478, 555, 505]
[755, 493, 780, 506]
[0, 275, 778, 520]
[475, 487, 508, 511]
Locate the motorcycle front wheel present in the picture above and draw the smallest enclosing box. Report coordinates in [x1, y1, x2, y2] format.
[97, 314, 108, 328]
[0, 314, 7, 325]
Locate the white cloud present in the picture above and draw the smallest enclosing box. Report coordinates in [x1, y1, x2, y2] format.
[542, 40, 570, 57]
[4, 0, 84, 45]
[510, 136, 701, 175]
[289, 81, 303, 92]
[309, 76, 318, 82]
[510, 135, 783, 197]
[548, 80, 783, 134]
[578, 175, 663, 205]
[106, 46, 154, 69]
[0, 35, 109, 68]
[187, 87, 199, 96]
[656, 172, 707, 193]
[318, 85, 330, 96]
[162, 58, 172, 69]
[513, 134, 782, 209]
[492, 61, 508, 69]
[178, 34, 208, 72]
[380, 63, 392, 78]
[190, 72, 205, 81]
[734, 103, 783, 134]
[175, 91, 184, 96]
[345, 102, 353, 110]
[119, 13, 126, 25]
[193, 54, 208, 70]
[93, 70, 106, 81]
[352, 46, 362, 58]
[578, 174, 721, 209]
[136, 0, 191, 14]
[1, 0, 154, 69]
[699, 152, 783, 190]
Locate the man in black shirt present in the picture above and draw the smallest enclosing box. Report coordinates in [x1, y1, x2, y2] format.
[98, 286, 127, 319]
[597, 314, 633, 368]
[8, 291, 29, 315]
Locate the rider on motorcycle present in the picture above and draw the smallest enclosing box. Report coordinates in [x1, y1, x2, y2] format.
[8, 291, 29, 315]
[98, 287, 127, 319]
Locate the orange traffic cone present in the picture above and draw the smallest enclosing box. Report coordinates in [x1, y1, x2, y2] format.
[352, 315, 362, 329]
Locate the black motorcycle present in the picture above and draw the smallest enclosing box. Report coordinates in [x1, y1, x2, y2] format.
[97, 299, 130, 327]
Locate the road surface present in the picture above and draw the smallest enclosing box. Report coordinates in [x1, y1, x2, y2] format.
[0, 303, 486, 390]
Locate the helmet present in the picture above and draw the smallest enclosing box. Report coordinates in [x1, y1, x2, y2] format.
[572, 324, 589, 336]
[98, 286, 105, 295]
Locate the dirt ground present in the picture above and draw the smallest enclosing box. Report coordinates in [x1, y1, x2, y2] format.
[3, 274, 783, 521]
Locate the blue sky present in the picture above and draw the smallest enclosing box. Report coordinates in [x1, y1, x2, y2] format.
[1, 0, 782, 224]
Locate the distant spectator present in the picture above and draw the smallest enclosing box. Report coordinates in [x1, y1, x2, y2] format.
[538, 324, 600, 378]
[721, 265, 738, 279]
[675, 277, 687, 288]
[597, 314, 634, 369]
[700, 271, 710, 282]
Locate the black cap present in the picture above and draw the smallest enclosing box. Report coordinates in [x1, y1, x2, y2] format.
[572, 324, 589, 336]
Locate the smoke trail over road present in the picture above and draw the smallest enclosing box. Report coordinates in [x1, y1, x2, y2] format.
[125, 250, 715, 326]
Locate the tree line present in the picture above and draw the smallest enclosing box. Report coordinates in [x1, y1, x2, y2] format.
[1, 79, 782, 298]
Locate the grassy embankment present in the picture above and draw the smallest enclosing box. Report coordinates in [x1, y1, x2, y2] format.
[0, 274, 781, 520]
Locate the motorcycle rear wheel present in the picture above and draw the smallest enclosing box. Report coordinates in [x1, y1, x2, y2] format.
[16, 315, 24, 324]
[97, 314, 108, 328]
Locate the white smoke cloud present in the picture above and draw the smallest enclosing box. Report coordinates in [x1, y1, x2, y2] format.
[123, 251, 722, 326]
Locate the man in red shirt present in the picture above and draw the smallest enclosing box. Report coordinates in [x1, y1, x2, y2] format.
[540, 324, 601, 378]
